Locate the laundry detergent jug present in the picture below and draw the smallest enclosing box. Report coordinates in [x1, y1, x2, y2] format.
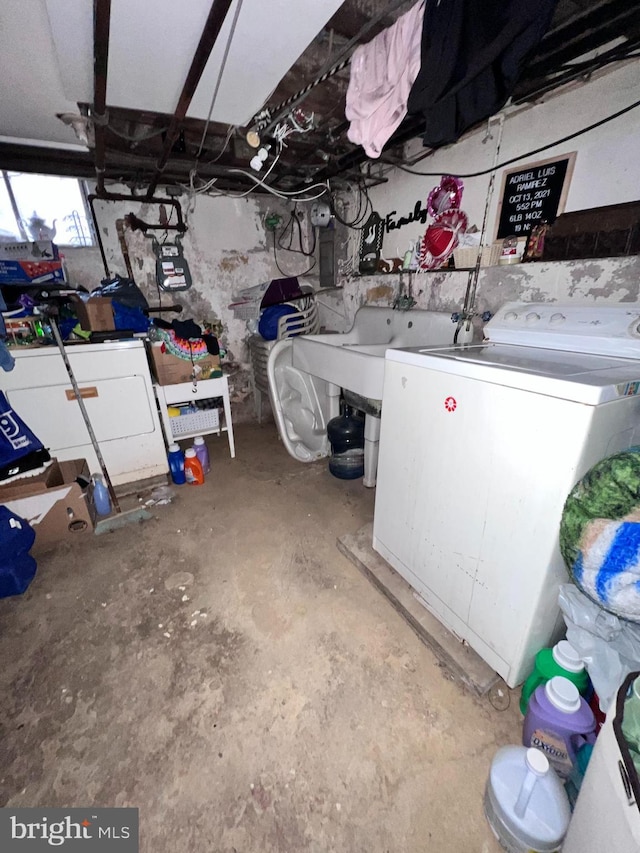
[184, 447, 204, 485]
[520, 640, 589, 715]
[523, 676, 596, 778]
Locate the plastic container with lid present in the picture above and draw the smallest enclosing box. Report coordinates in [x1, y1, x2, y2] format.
[520, 640, 589, 714]
[193, 435, 210, 475]
[184, 448, 204, 485]
[167, 443, 186, 485]
[484, 745, 570, 853]
[523, 676, 596, 778]
[499, 235, 521, 265]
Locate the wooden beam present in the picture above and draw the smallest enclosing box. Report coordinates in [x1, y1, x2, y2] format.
[145, 0, 233, 198]
[93, 0, 111, 194]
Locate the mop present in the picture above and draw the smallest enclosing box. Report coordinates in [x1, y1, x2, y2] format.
[48, 315, 152, 534]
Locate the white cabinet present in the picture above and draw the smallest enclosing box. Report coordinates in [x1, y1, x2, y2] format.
[2, 341, 168, 485]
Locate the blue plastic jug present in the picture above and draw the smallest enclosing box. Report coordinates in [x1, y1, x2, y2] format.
[92, 474, 112, 516]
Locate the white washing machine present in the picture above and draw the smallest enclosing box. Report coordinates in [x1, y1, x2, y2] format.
[372, 302, 640, 687]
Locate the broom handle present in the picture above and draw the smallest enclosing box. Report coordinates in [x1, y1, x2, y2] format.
[49, 318, 121, 513]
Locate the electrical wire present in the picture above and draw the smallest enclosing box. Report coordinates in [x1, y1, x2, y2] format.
[203, 123, 236, 164]
[277, 205, 317, 257]
[258, 0, 417, 135]
[195, 0, 245, 160]
[272, 229, 316, 277]
[221, 170, 330, 201]
[330, 180, 373, 229]
[386, 97, 640, 178]
[226, 144, 284, 198]
[108, 124, 168, 143]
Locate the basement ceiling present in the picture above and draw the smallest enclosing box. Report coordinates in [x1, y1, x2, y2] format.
[0, 0, 638, 195]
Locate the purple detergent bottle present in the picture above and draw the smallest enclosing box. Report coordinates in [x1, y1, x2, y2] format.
[523, 676, 596, 779]
[193, 435, 210, 475]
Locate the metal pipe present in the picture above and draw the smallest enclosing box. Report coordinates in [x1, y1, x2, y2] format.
[115, 218, 135, 280]
[88, 194, 110, 278]
[146, 0, 233, 198]
[455, 114, 505, 342]
[49, 316, 121, 513]
[2, 171, 28, 240]
[88, 193, 187, 232]
[93, 0, 112, 195]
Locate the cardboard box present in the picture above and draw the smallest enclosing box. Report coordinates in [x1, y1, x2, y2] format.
[0, 459, 96, 554]
[0, 241, 59, 261]
[147, 341, 222, 385]
[70, 295, 115, 331]
[0, 259, 64, 285]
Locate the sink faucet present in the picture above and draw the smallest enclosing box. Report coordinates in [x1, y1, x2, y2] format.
[393, 274, 417, 311]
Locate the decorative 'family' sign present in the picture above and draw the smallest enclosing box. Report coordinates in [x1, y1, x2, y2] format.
[384, 200, 429, 234]
[495, 152, 576, 239]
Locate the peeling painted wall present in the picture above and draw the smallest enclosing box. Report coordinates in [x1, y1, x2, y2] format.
[319, 256, 640, 336]
[63, 188, 318, 422]
[59, 61, 640, 423]
[323, 61, 640, 334]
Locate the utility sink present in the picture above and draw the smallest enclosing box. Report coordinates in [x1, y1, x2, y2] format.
[292, 306, 457, 400]
[268, 306, 461, 488]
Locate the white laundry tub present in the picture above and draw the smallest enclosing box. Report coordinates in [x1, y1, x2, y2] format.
[267, 306, 458, 486]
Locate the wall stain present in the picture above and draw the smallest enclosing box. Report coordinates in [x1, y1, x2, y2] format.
[569, 262, 605, 283]
[220, 254, 249, 272]
[365, 284, 394, 303]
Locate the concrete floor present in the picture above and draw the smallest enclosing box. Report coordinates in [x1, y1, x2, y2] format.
[0, 423, 522, 852]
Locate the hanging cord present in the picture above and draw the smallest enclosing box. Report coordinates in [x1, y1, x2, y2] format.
[272, 209, 317, 277]
[330, 179, 374, 230]
[454, 114, 505, 344]
[194, 0, 245, 160]
[387, 97, 640, 178]
[277, 205, 317, 257]
[258, 56, 351, 131]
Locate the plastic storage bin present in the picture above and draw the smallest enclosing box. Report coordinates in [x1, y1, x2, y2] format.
[169, 407, 219, 438]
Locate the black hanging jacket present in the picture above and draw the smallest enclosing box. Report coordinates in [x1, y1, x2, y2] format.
[407, 0, 558, 149]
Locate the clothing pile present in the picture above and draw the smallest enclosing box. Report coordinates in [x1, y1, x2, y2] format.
[150, 317, 220, 363]
[346, 0, 558, 156]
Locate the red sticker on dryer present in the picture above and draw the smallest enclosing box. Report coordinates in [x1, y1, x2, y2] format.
[444, 396, 457, 412]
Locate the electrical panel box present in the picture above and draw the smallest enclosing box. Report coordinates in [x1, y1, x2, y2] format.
[318, 226, 336, 288]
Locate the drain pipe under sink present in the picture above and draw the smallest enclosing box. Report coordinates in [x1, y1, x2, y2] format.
[363, 414, 381, 488]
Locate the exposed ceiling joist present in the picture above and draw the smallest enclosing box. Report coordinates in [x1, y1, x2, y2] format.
[92, 0, 112, 194]
[0, 0, 637, 194]
[145, 0, 233, 198]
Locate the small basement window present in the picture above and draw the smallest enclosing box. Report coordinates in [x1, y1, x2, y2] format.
[0, 171, 95, 247]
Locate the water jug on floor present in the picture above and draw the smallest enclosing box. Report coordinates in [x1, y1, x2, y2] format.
[327, 405, 365, 480]
[484, 745, 570, 853]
